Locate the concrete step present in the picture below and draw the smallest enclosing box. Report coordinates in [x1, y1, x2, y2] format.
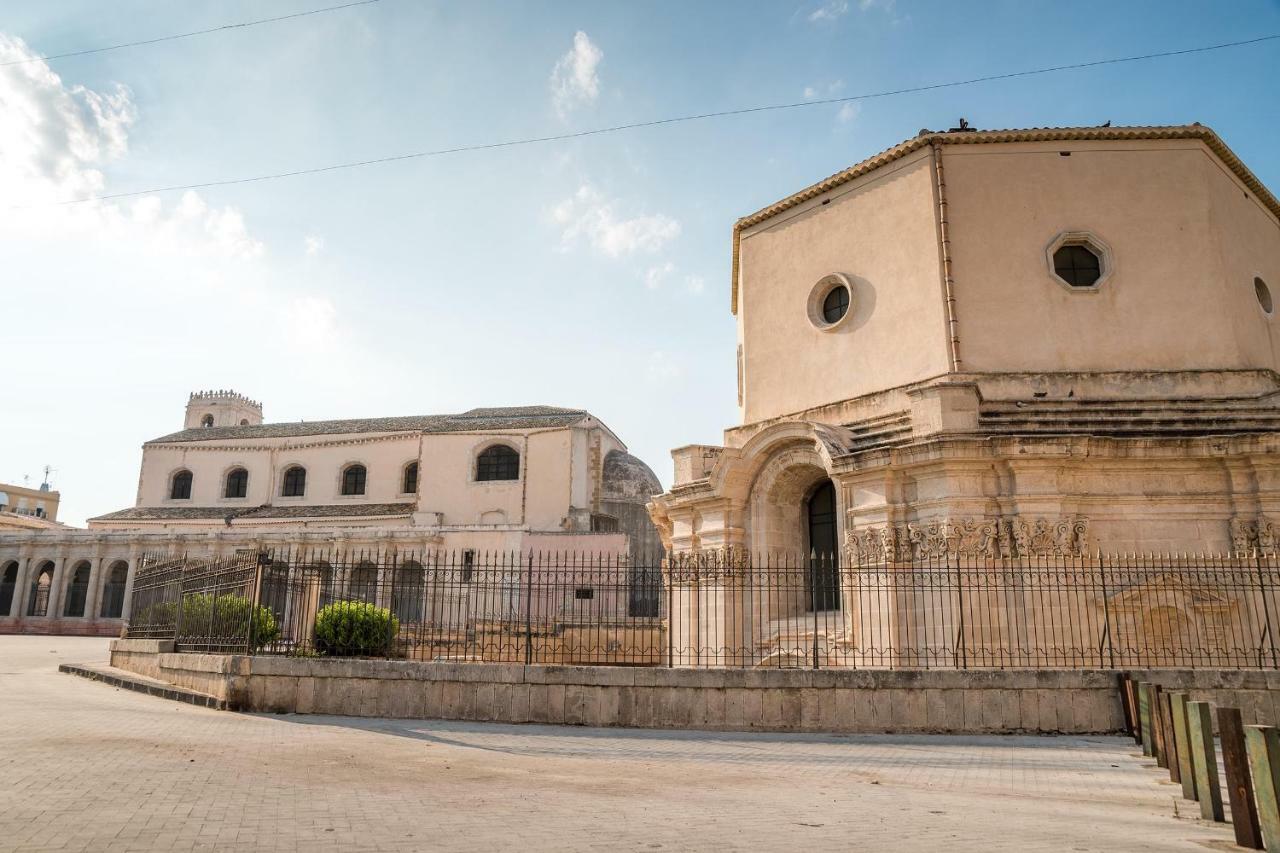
[59, 662, 226, 710]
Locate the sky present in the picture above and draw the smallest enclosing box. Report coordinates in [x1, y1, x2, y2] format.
[2, 0, 1279, 526]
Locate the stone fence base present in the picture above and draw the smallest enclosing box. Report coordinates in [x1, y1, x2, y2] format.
[105, 640, 1280, 734]
[2, 617, 124, 637]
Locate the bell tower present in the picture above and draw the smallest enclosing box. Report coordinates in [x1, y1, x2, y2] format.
[184, 390, 264, 429]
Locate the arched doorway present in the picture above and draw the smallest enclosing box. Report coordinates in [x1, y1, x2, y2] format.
[805, 480, 840, 611]
[64, 561, 92, 617]
[28, 562, 55, 616]
[100, 562, 128, 618]
[0, 561, 18, 617]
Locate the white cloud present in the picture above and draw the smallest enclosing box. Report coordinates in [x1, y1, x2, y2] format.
[551, 184, 680, 257]
[284, 295, 338, 348]
[645, 262, 675, 290]
[837, 102, 861, 124]
[808, 0, 849, 22]
[550, 31, 603, 119]
[803, 80, 844, 101]
[685, 274, 705, 294]
[646, 350, 684, 384]
[304, 235, 324, 255]
[0, 33, 135, 204]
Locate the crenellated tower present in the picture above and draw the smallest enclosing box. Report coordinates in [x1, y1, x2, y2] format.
[184, 390, 264, 430]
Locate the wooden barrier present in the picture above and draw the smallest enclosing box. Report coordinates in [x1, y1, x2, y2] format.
[1171, 692, 1197, 802]
[1161, 691, 1181, 785]
[1187, 701, 1225, 822]
[1246, 726, 1280, 853]
[1220, 708, 1264, 849]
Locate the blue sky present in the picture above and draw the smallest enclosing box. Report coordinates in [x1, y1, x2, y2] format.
[2, 0, 1279, 525]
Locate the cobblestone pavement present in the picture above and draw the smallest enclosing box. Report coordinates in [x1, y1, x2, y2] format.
[0, 636, 1236, 852]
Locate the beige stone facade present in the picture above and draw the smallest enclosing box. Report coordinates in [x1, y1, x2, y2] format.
[0, 480, 64, 532]
[649, 124, 1280, 665]
[0, 396, 661, 635]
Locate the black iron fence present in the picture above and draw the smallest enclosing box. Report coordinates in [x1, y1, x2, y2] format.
[126, 549, 1280, 669]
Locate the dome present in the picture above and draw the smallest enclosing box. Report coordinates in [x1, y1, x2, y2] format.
[601, 450, 661, 503]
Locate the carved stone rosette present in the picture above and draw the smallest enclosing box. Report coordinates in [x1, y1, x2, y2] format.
[844, 515, 1090, 562]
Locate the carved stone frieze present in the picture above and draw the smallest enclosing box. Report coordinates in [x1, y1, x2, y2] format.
[1230, 516, 1279, 554]
[666, 547, 751, 583]
[844, 515, 1089, 562]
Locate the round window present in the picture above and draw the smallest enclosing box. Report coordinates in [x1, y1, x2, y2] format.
[1256, 277, 1273, 316]
[822, 284, 850, 323]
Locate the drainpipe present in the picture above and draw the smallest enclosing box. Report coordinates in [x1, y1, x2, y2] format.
[931, 141, 962, 372]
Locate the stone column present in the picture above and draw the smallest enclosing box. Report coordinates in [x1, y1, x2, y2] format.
[46, 548, 70, 619]
[12, 545, 35, 618]
[120, 541, 142, 622]
[84, 546, 105, 624]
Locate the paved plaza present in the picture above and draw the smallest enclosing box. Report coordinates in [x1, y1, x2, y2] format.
[0, 636, 1237, 852]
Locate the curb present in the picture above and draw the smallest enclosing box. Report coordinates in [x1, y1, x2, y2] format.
[59, 663, 227, 710]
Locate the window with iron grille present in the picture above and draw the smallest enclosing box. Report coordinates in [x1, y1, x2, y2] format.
[341, 464, 367, 496]
[224, 467, 248, 499]
[590, 513, 618, 533]
[281, 465, 306, 497]
[461, 549, 475, 583]
[575, 587, 595, 600]
[402, 461, 419, 494]
[475, 445, 519, 481]
[170, 470, 193, 500]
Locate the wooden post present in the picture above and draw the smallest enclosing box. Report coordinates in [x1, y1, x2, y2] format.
[1187, 701, 1225, 822]
[1162, 691, 1181, 784]
[1245, 726, 1280, 853]
[1119, 675, 1136, 739]
[1138, 682, 1154, 756]
[1153, 684, 1168, 769]
[1172, 692, 1197, 801]
[1126, 677, 1142, 744]
[1219, 708, 1264, 849]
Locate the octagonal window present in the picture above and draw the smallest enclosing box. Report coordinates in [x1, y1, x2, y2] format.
[1053, 244, 1103, 288]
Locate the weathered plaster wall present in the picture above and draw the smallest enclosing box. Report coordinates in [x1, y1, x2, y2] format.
[736, 148, 950, 423]
[944, 139, 1280, 374]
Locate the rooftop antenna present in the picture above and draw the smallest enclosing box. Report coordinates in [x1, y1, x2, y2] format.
[40, 465, 55, 491]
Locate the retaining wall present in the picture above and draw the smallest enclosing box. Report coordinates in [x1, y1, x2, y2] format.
[106, 640, 1280, 734]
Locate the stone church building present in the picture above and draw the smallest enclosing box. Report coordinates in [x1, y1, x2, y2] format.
[0, 392, 661, 635]
[649, 124, 1280, 563]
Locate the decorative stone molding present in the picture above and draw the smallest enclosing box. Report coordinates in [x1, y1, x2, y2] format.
[845, 515, 1090, 562]
[1229, 517, 1278, 554]
[666, 548, 751, 584]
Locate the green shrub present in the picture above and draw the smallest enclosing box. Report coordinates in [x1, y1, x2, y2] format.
[177, 593, 280, 651]
[314, 600, 399, 657]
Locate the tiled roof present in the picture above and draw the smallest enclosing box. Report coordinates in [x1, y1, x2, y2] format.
[730, 124, 1280, 314]
[89, 503, 416, 522]
[145, 405, 589, 444]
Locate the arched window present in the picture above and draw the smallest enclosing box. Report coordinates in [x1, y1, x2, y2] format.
[341, 464, 367, 496]
[239, 418, 249, 426]
[100, 562, 129, 619]
[201, 414, 214, 427]
[170, 470, 193, 500]
[224, 467, 248, 499]
[476, 445, 520, 481]
[402, 462, 419, 494]
[281, 465, 306, 497]
[64, 561, 92, 617]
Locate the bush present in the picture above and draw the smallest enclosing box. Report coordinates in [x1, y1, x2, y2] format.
[178, 593, 280, 651]
[314, 600, 399, 657]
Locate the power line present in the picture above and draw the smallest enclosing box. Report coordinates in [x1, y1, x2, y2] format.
[40, 32, 1280, 207]
[0, 0, 386, 68]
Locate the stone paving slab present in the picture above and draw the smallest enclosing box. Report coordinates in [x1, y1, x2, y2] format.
[0, 636, 1238, 852]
